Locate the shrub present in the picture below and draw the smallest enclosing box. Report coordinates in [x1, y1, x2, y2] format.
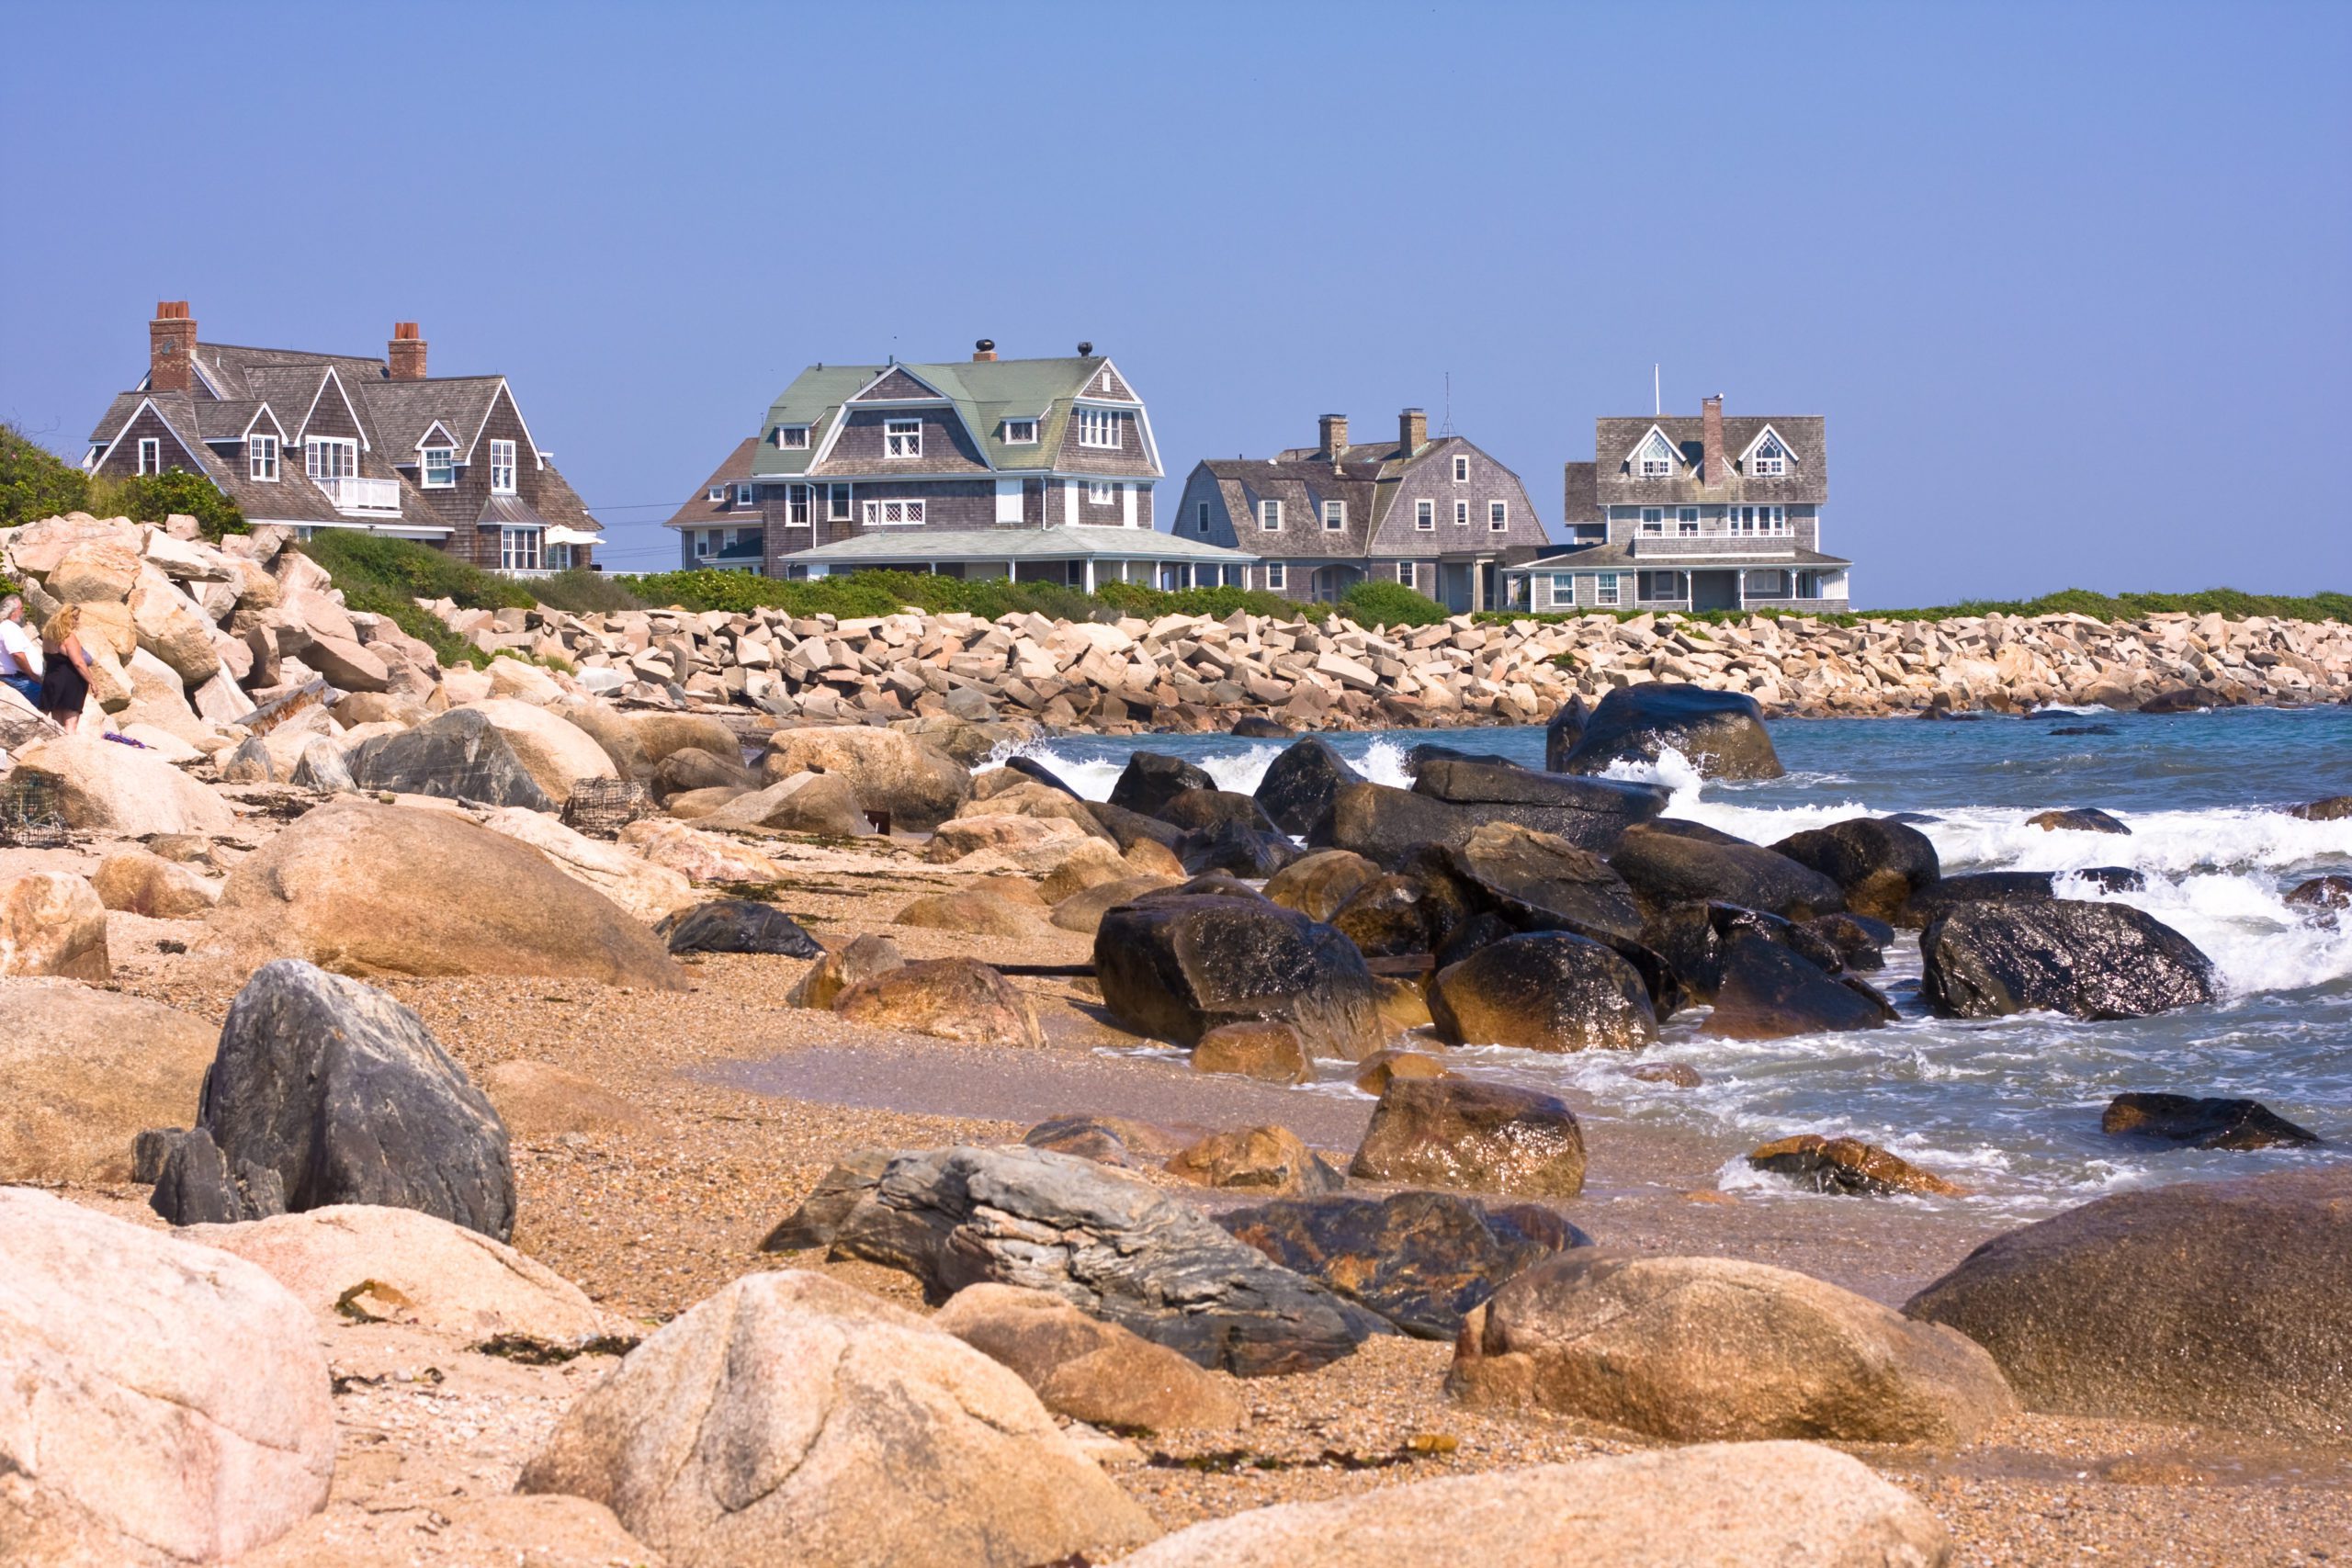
[94, 468, 248, 540]
[294, 527, 534, 612]
[1476, 585, 2351, 629]
[1340, 579, 1450, 627]
[0, 423, 92, 526]
[616, 568, 1301, 624]
[531, 568, 645, 615]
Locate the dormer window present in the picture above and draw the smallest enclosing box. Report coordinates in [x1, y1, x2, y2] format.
[884, 418, 921, 458]
[422, 446, 455, 488]
[1636, 431, 1675, 479]
[1259, 500, 1283, 531]
[1750, 432, 1789, 476]
[1077, 408, 1125, 448]
[489, 439, 517, 495]
[707, 485, 726, 502]
[777, 425, 810, 450]
[735, 483, 756, 509]
[1004, 418, 1038, 446]
[1453, 455, 1469, 482]
[1322, 500, 1346, 531]
[248, 434, 279, 482]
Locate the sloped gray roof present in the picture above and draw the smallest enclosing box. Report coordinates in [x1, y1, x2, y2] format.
[1592, 412, 1827, 505]
[665, 437, 764, 530]
[784, 525, 1255, 564]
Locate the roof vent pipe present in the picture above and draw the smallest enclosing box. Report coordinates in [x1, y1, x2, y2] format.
[973, 338, 997, 362]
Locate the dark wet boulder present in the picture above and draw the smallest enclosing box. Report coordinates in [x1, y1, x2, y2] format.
[2139, 686, 2221, 714]
[2289, 795, 2352, 822]
[143, 1126, 287, 1224]
[2026, 807, 2131, 835]
[150, 959, 514, 1240]
[1350, 1077, 1587, 1198]
[1229, 715, 1294, 739]
[1429, 932, 1657, 1052]
[1702, 932, 1894, 1040]
[1108, 750, 1216, 817]
[1543, 693, 1589, 771]
[1556, 683, 1783, 781]
[1900, 868, 2143, 927]
[1330, 874, 1440, 958]
[1004, 753, 1081, 796]
[1176, 822, 1304, 877]
[1410, 759, 1672, 852]
[1261, 848, 1381, 921]
[2101, 1093, 2321, 1150]
[1804, 911, 1894, 971]
[1406, 742, 1521, 773]
[762, 1143, 1392, 1375]
[1219, 1190, 1591, 1338]
[1156, 787, 1281, 836]
[1769, 818, 1941, 922]
[1904, 1167, 2352, 1437]
[1609, 823, 1846, 921]
[1445, 821, 1644, 942]
[1253, 736, 1363, 840]
[1327, 782, 1482, 863]
[345, 707, 555, 811]
[1638, 818, 1754, 847]
[1094, 893, 1386, 1060]
[2285, 874, 2352, 914]
[1922, 899, 2218, 1020]
[1084, 798, 1186, 852]
[655, 898, 823, 957]
[1747, 1134, 1962, 1197]
[1434, 910, 1516, 967]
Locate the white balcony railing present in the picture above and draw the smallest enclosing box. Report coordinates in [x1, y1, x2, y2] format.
[317, 476, 403, 517]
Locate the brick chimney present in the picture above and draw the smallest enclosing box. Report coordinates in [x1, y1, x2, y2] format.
[1702, 393, 1725, 484]
[972, 337, 997, 362]
[149, 301, 196, 394]
[1319, 413, 1348, 459]
[1399, 407, 1428, 455]
[389, 321, 427, 380]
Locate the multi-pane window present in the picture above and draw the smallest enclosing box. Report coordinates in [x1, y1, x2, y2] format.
[1453, 455, 1469, 481]
[884, 419, 922, 458]
[828, 484, 852, 520]
[137, 437, 161, 475]
[501, 526, 543, 571]
[1678, 505, 1700, 536]
[1488, 500, 1509, 531]
[735, 483, 756, 509]
[695, 531, 714, 558]
[777, 425, 810, 449]
[707, 485, 725, 502]
[1638, 570, 1687, 602]
[423, 446, 455, 488]
[787, 485, 811, 525]
[1453, 500, 1470, 526]
[1087, 480, 1115, 504]
[1004, 419, 1038, 445]
[1260, 500, 1283, 530]
[1396, 560, 1415, 586]
[1415, 500, 1435, 531]
[1640, 507, 1664, 535]
[1195, 502, 1211, 534]
[1750, 433, 1789, 476]
[864, 498, 924, 525]
[1549, 572, 1575, 604]
[1265, 562, 1286, 590]
[248, 434, 278, 481]
[489, 438, 517, 494]
[1637, 431, 1674, 478]
[1322, 500, 1345, 531]
[1077, 408, 1124, 448]
[1728, 505, 1787, 536]
[305, 437, 356, 479]
[1594, 572, 1621, 607]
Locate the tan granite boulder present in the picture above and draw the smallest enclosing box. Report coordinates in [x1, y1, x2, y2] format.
[1166, 1124, 1343, 1196]
[1051, 873, 1180, 934]
[765, 724, 971, 830]
[700, 770, 870, 835]
[0, 869, 111, 981]
[476, 805, 699, 922]
[933, 1282, 1248, 1431]
[787, 932, 904, 1009]
[618, 818, 788, 884]
[88, 849, 220, 919]
[10, 734, 238, 836]
[0, 981, 215, 1182]
[1349, 1078, 1585, 1198]
[893, 888, 1055, 939]
[46, 536, 144, 604]
[833, 957, 1044, 1046]
[1190, 1020, 1312, 1083]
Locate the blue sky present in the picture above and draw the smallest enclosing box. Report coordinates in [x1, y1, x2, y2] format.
[5, 1, 2346, 604]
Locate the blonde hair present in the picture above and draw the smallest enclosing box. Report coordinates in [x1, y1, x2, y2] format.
[40, 604, 82, 646]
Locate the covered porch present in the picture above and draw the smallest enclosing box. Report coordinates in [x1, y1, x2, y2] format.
[776, 525, 1257, 590]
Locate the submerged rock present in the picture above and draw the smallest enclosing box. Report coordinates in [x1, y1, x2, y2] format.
[1349, 1077, 1586, 1198]
[2101, 1092, 2321, 1150]
[1921, 899, 2218, 1020]
[1555, 683, 1783, 781]
[2026, 807, 2131, 834]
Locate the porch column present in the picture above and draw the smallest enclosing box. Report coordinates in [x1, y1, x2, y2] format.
[1083, 557, 1096, 592]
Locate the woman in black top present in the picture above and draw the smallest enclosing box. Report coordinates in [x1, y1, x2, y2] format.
[38, 604, 95, 734]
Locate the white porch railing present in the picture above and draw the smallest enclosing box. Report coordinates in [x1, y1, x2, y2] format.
[317, 476, 403, 516]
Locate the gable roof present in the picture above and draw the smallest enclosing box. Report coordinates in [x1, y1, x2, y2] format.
[750, 355, 1157, 479]
[1592, 412, 1826, 504]
[664, 437, 766, 530]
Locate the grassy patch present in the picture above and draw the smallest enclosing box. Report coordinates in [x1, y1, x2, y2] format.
[1477, 586, 2352, 628]
[1340, 580, 1450, 627]
[616, 568, 1296, 623]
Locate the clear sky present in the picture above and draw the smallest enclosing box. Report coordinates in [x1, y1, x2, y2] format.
[5, 1, 2346, 604]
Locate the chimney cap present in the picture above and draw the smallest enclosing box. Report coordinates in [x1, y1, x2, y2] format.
[392, 321, 422, 341]
[154, 300, 190, 320]
[974, 337, 994, 352]
[1076, 341, 1093, 356]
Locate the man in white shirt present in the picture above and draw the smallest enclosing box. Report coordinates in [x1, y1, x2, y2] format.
[0, 597, 45, 707]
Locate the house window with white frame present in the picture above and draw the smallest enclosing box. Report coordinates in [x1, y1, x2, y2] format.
[735, 483, 756, 509]
[501, 526, 543, 572]
[695, 530, 714, 558]
[304, 437, 356, 480]
[1087, 480, 1114, 504]
[1195, 502, 1211, 535]
[1454, 500, 1470, 526]
[707, 484, 725, 502]
[489, 438, 517, 494]
[1264, 561, 1286, 590]
[1453, 455, 1469, 481]
[1488, 499, 1508, 532]
[1415, 499, 1435, 531]
[883, 419, 922, 459]
[1003, 418, 1038, 446]
[777, 425, 810, 449]
[248, 434, 279, 481]
[137, 437, 161, 475]
[1640, 507, 1664, 535]
[1549, 572, 1575, 605]
[828, 484, 852, 521]
[1594, 571, 1621, 607]
[423, 446, 455, 488]
[1322, 500, 1345, 532]
[864, 498, 924, 525]
[1260, 500, 1283, 531]
[1396, 560, 1415, 586]
[1678, 505, 1700, 536]
[1636, 431, 1675, 478]
[787, 485, 811, 525]
[1750, 433, 1789, 476]
[1077, 408, 1124, 448]
[1729, 505, 1787, 536]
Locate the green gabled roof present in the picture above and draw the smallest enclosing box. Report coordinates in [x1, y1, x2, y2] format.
[750, 355, 1149, 478]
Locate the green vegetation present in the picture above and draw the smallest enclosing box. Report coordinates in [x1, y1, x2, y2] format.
[531, 568, 646, 615]
[97, 468, 248, 540]
[0, 423, 91, 527]
[614, 568, 1295, 623]
[291, 528, 533, 668]
[1476, 586, 2352, 629]
[1339, 579, 1450, 627]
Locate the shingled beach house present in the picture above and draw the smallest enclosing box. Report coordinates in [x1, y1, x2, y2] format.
[83, 302, 603, 574]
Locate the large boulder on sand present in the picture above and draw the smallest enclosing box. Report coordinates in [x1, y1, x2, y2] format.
[148, 960, 516, 1240]
[1428, 931, 1657, 1052]
[9, 734, 237, 836]
[344, 707, 559, 811]
[699, 769, 871, 836]
[933, 1282, 1248, 1431]
[764, 725, 970, 830]
[1108, 750, 1216, 817]
[0, 981, 216, 1182]
[1920, 898, 2218, 1019]
[464, 698, 617, 806]
[1905, 1166, 2352, 1438]
[1349, 1077, 1586, 1198]
[1452, 1251, 2017, 1445]
[1113, 1441, 1949, 1568]
[89, 848, 220, 918]
[516, 1269, 1159, 1567]
[209, 800, 685, 988]
[1770, 818, 1942, 922]
[0, 869, 111, 981]
[0, 1187, 335, 1564]
[1095, 891, 1388, 1061]
[475, 806, 698, 923]
[833, 957, 1044, 1047]
[1555, 682, 1784, 780]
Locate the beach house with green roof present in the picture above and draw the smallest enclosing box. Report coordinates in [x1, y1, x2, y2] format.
[664, 342, 1255, 588]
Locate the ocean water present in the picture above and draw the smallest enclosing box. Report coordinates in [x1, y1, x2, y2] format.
[997, 707, 2352, 1213]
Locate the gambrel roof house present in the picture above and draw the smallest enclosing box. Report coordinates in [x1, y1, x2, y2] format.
[1513, 394, 1850, 615]
[84, 302, 603, 573]
[667, 342, 1252, 589]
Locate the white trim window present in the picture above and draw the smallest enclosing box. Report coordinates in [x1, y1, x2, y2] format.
[1396, 560, 1415, 586]
[1640, 507, 1665, 536]
[1549, 571, 1575, 606]
[863, 498, 925, 525]
[1259, 499, 1283, 531]
[1678, 505, 1700, 536]
[1636, 430, 1675, 478]
[1594, 571, 1622, 607]
[304, 436, 356, 480]
[136, 436, 161, 475]
[883, 419, 922, 459]
[1415, 499, 1435, 531]
[422, 446, 455, 488]
[1087, 480, 1115, 504]
[1453, 455, 1469, 482]
[734, 482, 757, 509]
[828, 484, 852, 521]
[1728, 505, 1788, 536]
[1453, 500, 1470, 527]
[1750, 433, 1789, 476]
[1003, 418, 1038, 446]
[777, 424, 810, 450]
[501, 526, 543, 572]
[707, 484, 725, 502]
[1077, 408, 1125, 448]
[1322, 500, 1346, 532]
[1488, 499, 1509, 532]
[248, 434, 279, 481]
[787, 485, 811, 526]
[1195, 501, 1211, 535]
[489, 438, 517, 494]
[695, 530, 714, 558]
[1264, 561, 1286, 590]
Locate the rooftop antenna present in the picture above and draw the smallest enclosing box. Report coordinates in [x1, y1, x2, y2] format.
[1653, 364, 1661, 416]
[1440, 371, 1455, 436]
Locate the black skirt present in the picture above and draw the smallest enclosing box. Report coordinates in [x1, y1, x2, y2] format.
[39, 657, 87, 719]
